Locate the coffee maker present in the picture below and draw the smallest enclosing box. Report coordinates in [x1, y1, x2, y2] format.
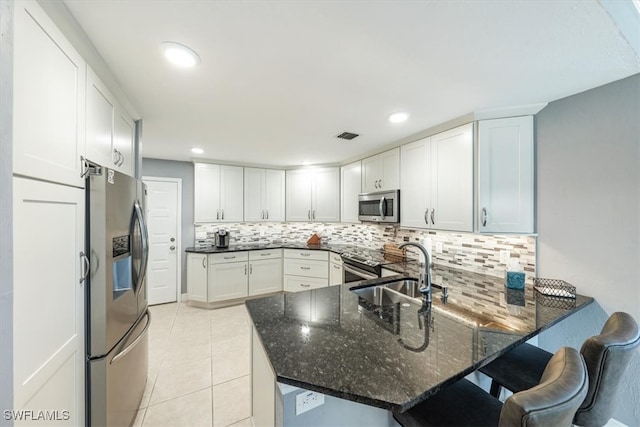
[215, 229, 230, 248]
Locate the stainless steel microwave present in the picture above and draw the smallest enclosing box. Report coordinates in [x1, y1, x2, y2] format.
[358, 190, 400, 223]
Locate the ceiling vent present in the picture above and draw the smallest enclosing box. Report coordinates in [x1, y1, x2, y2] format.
[336, 132, 359, 140]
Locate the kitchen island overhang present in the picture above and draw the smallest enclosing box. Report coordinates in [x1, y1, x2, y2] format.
[246, 267, 593, 421]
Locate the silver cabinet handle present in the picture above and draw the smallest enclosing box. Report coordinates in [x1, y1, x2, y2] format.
[118, 151, 125, 166]
[260, 252, 271, 256]
[202, 257, 206, 268]
[301, 253, 310, 257]
[300, 266, 311, 270]
[431, 209, 435, 225]
[170, 246, 176, 250]
[424, 210, 429, 225]
[379, 179, 383, 189]
[312, 210, 316, 220]
[221, 209, 224, 220]
[224, 256, 236, 260]
[300, 284, 311, 288]
[481, 207, 487, 227]
[244, 264, 247, 275]
[79, 251, 90, 284]
[308, 210, 311, 220]
[266, 210, 269, 219]
[333, 264, 341, 269]
[217, 210, 220, 220]
[250, 264, 253, 274]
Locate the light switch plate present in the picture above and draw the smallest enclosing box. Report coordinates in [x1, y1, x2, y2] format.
[500, 250, 511, 264]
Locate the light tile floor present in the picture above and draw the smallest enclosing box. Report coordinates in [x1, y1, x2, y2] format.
[135, 302, 254, 427]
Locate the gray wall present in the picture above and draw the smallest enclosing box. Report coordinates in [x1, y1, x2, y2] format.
[142, 158, 194, 295]
[0, 0, 14, 424]
[536, 73, 640, 425]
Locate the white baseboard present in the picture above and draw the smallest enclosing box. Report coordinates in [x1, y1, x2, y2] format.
[181, 293, 189, 302]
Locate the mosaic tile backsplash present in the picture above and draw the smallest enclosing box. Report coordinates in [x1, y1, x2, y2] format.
[195, 222, 536, 280]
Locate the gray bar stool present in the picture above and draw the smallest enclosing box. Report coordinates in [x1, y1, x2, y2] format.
[479, 312, 640, 426]
[393, 346, 588, 427]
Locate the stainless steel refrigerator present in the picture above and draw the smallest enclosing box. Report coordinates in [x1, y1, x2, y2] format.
[84, 163, 150, 427]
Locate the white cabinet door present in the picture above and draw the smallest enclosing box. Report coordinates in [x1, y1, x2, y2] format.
[362, 148, 400, 193]
[286, 169, 313, 221]
[220, 165, 244, 222]
[478, 116, 534, 233]
[401, 137, 431, 228]
[329, 262, 343, 286]
[400, 124, 473, 232]
[194, 163, 221, 223]
[312, 167, 340, 222]
[13, 0, 86, 188]
[249, 259, 283, 296]
[245, 168, 285, 222]
[244, 167, 265, 222]
[208, 262, 248, 301]
[186, 253, 208, 302]
[13, 177, 85, 425]
[341, 161, 361, 223]
[86, 67, 115, 169]
[431, 123, 473, 232]
[264, 169, 285, 222]
[114, 107, 135, 176]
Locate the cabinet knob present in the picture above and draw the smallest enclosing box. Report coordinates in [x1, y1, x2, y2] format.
[170, 246, 176, 251]
[170, 237, 175, 242]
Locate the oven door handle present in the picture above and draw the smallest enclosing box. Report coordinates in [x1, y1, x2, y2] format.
[343, 263, 378, 281]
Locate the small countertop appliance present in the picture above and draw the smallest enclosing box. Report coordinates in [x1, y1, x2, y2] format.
[215, 229, 230, 248]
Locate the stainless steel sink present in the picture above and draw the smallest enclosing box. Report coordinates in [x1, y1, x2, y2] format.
[351, 285, 410, 306]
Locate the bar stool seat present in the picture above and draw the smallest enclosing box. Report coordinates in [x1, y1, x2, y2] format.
[480, 342, 551, 395]
[394, 346, 588, 427]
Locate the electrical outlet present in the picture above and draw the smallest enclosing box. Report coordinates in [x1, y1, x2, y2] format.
[500, 250, 511, 264]
[296, 391, 325, 415]
[260, 230, 265, 237]
[435, 242, 443, 253]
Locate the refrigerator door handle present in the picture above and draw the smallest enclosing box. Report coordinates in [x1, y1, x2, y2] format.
[111, 310, 151, 365]
[134, 200, 150, 290]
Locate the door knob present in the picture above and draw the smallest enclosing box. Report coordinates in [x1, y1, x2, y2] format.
[170, 237, 175, 242]
[170, 246, 176, 250]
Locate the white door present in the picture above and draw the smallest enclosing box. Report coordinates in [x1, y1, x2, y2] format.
[143, 177, 181, 305]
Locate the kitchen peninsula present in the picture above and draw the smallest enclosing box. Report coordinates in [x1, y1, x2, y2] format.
[246, 267, 593, 427]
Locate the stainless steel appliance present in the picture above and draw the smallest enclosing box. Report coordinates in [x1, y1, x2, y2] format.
[358, 190, 400, 223]
[341, 249, 395, 283]
[215, 229, 229, 248]
[85, 163, 150, 427]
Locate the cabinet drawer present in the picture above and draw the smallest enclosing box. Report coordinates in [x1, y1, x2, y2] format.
[209, 251, 249, 264]
[284, 259, 328, 279]
[283, 275, 328, 292]
[249, 249, 283, 261]
[284, 249, 328, 261]
[329, 252, 342, 264]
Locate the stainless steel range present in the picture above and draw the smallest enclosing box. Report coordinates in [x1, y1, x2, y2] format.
[341, 249, 396, 283]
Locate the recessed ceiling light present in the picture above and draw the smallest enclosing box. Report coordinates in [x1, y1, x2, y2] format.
[191, 147, 204, 154]
[388, 112, 409, 124]
[160, 42, 200, 68]
[301, 161, 312, 166]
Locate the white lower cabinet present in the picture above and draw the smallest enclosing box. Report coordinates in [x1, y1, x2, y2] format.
[283, 249, 328, 292]
[186, 253, 208, 303]
[13, 177, 85, 425]
[249, 250, 283, 296]
[208, 252, 249, 302]
[329, 252, 343, 286]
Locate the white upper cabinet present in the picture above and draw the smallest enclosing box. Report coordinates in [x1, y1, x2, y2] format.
[86, 67, 135, 176]
[478, 116, 534, 233]
[286, 168, 340, 222]
[340, 161, 362, 223]
[401, 123, 473, 232]
[13, 0, 86, 188]
[194, 163, 244, 223]
[362, 148, 400, 193]
[244, 168, 285, 222]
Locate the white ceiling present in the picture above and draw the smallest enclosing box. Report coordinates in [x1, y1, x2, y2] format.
[63, 0, 640, 168]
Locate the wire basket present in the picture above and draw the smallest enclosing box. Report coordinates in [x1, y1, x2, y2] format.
[534, 278, 576, 309]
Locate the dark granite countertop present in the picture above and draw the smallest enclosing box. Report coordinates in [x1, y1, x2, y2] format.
[185, 241, 354, 254]
[245, 268, 593, 413]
